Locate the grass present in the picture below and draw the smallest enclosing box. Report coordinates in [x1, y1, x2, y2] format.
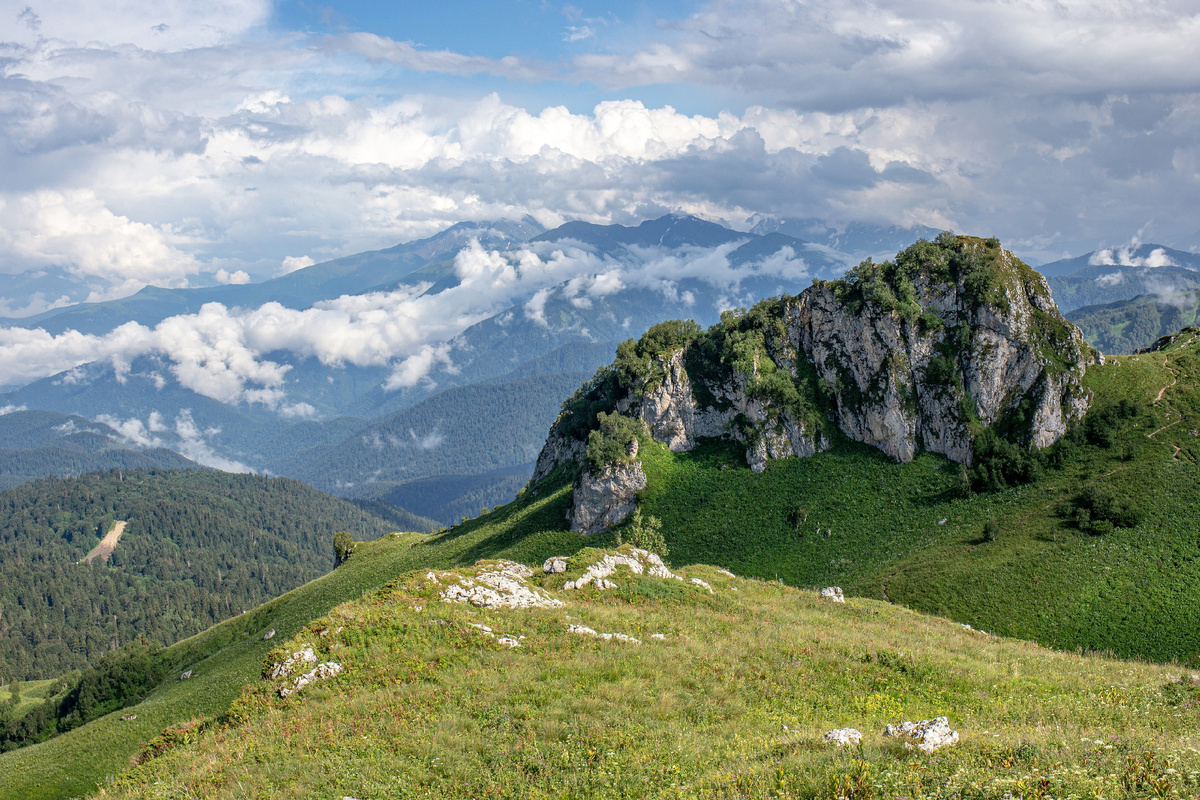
[0, 679, 62, 718]
[93, 552, 1200, 799]
[6, 335, 1200, 798]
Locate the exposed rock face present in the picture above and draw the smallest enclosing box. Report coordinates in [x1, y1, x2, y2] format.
[619, 349, 827, 473]
[530, 430, 585, 485]
[531, 237, 1095, 509]
[787, 255, 1093, 464]
[569, 461, 647, 534]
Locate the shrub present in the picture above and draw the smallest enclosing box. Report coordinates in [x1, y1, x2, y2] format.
[969, 429, 1040, 492]
[983, 518, 999, 542]
[1067, 484, 1144, 533]
[585, 412, 645, 473]
[333, 531, 354, 565]
[615, 508, 669, 559]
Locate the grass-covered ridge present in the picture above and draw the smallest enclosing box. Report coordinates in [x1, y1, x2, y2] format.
[98, 551, 1200, 799]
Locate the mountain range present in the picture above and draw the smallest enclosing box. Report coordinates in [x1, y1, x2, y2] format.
[2, 216, 1198, 526]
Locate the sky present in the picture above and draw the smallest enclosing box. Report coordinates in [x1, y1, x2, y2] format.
[1, 2, 1199, 319]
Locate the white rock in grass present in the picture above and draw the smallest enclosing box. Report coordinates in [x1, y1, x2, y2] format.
[280, 661, 343, 697]
[690, 577, 713, 593]
[884, 717, 959, 752]
[567, 623, 641, 644]
[820, 586, 845, 603]
[823, 728, 862, 747]
[268, 645, 318, 680]
[543, 556, 568, 574]
[440, 560, 563, 610]
[564, 548, 681, 590]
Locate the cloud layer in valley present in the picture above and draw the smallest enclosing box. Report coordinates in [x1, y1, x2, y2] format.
[0, 236, 814, 400]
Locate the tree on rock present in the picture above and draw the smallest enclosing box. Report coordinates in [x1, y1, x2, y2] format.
[333, 531, 354, 566]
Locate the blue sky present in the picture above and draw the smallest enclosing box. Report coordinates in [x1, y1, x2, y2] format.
[1, 0, 1199, 310]
[1, 0, 1200, 407]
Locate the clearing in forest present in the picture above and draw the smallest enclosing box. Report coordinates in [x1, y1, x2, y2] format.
[83, 521, 128, 564]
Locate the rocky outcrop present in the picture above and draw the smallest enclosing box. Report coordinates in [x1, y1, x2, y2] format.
[569, 460, 647, 533]
[531, 236, 1096, 504]
[884, 717, 959, 752]
[618, 348, 827, 473]
[787, 251, 1094, 463]
[439, 560, 564, 609]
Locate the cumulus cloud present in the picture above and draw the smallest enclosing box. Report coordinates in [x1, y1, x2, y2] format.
[1090, 245, 1178, 268]
[277, 255, 315, 276]
[0, 0, 1197, 302]
[0, 235, 818, 401]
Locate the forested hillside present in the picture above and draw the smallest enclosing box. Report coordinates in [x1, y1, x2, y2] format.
[0, 470, 434, 681]
[0, 410, 196, 491]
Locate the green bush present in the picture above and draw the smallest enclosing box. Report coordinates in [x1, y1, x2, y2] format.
[615, 508, 669, 559]
[983, 518, 999, 542]
[333, 531, 354, 565]
[1067, 484, 1144, 534]
[969, 429, 1041, 492]
[585, 413, 645, 473]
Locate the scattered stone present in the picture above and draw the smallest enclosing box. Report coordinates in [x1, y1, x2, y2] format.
[179, 670, 192, 680]
[938, 518, 948, 525]
[715, 568, 736, 578]
[543, 556, 568, 574]
[690, 577, 713, 593]
[268, 645, 317, 680]
[120, 714, 138, 721]
[820, 587, 845, 603]
[263, 629, 275, 640]
[567, 624, 641, 645]
[426, 571, 439, 584]
[440, 561, 564, 610]
[469, 621, 524, 648]
[884, 717, 959, 752]
[650, 633, 667, 640]
[279, 661, 343, 698]
[563, 548, 681, 590]
[823, 728, 862, 747]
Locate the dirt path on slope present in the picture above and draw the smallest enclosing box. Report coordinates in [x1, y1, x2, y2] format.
[83, 521, 127, 564]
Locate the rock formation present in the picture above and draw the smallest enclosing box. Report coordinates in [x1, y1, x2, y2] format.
[532, 235, 1097, 526]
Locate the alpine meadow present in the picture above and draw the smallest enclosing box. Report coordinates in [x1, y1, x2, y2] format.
[4, 1, 1200, 798]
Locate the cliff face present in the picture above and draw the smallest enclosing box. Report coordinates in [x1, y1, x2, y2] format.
[788, 249, 1094, 463]
[533, 236, 1097, 529]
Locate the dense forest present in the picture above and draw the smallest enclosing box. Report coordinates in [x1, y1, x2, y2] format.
[0, 469, 433, 680]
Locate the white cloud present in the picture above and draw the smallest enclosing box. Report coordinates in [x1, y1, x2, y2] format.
[214, 268, 251, 284]
[277, 255, 315, 276]
[0, 190, 201, 291]
[1090, 245, 1179, 268]
[1095, 272, 1124, 287]
[0, 404, 27, 415]
[98, 408, 255, 472]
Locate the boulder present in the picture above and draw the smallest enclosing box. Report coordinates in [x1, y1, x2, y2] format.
[823, 728, 862, 747]
[542, 556, 568, 574]
[820, 587, 845, 603]
[884, 716, 959, 752]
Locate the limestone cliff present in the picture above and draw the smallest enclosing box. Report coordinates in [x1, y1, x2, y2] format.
[533, 235, 1096, 526]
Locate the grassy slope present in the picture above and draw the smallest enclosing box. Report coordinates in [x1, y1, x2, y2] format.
[637, 334, 1200, 665]
[0, 487, 586, 800]
[7, 336, 1200, 798]
[96, 552, 1200, 799]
